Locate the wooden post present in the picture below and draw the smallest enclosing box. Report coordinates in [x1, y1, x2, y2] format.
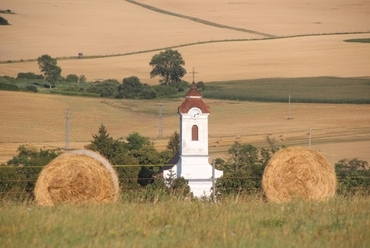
[212, 159, 216, 203]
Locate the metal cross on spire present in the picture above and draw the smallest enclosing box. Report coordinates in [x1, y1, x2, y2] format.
[189, 67, 198, 83]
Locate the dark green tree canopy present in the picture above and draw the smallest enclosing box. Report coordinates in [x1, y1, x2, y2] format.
[116, 76, 156, 99]
[149, 49, 187, 86]
[166, 131, 180, 156]
[37, 54, 62, 84]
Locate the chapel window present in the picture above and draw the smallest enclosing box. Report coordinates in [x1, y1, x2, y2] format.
[192, 125, 199, 141]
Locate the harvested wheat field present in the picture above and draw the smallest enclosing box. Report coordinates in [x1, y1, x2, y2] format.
[0, 0, 369, 165]
[0, 0, 369, 82]
[0, 91, 369, 165]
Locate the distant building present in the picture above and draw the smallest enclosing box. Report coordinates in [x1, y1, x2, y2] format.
[161, 83, 223, 197]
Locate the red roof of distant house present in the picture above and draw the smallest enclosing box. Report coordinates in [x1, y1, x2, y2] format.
[178, 83, 210, 114]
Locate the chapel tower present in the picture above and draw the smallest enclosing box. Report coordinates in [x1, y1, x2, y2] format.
[162, 83, 223, 197]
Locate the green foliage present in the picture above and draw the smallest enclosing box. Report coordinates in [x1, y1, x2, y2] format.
[166, 131, 180, 156]
[216, 139, 281, 196]
[85, 79, 120, 97]
[116, 76, 156, 99]
[0, 82, 19, 91]
[85, 124, 141, 189]
[335, 158, 370, 196]
[78, 75, 87, 83]
[196, 81, 205, 91]
[151, 85, 179, 97]
[0, 145, 60, 200]
[203, 77, 370, 103]
[17, 72, 44, 80]
[149, 49, 187, 86]
[0, 16, 9, 25]
[65, 74, 79, 82]
[163, 169, 191, 197]
[37, 54, 62, 86]
[24, 85, 38, 93]
[85, 125, 172, 189]
[344, 38, 370, 43]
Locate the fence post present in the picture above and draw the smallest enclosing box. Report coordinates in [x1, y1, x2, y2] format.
[212, 159, 216, 203]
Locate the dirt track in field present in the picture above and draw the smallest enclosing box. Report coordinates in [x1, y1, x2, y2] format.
[0, 0, 370, 164]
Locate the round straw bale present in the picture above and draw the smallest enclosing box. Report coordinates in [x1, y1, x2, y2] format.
[34, 150, 119, 206]
[262, 147, 337, 203]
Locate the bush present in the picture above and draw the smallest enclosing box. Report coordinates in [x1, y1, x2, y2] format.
[24, 85, 38, 93]
[116, 76, 156, 99]
[0, 145, 61, 200]
[0, 16, 9, 25]
[0, 83, 19, 91]
[65, 74, 79, 82]
[152, 85, 178, 97]
[17, 72, 44, 80]
[86, 79, 119, 98]
[335, 158, 370, 196]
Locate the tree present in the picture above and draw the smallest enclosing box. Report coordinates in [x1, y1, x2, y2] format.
[166, 131, 180, 156]
[65, 74, 78, 82]
[5, 145, 60, 197]
[216, 139, 283, 197]
[78, 75, 87, 83]
[85, 124, 141, 189]
[149, 49, 186, 86]
[196, 81, 205, 91]
[37, 54, 62, 88]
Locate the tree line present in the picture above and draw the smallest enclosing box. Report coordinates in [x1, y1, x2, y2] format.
[0, 50, 206, 99]
[1, 125, 369, 202]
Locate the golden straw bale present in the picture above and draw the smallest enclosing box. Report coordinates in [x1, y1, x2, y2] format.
[34, 150, 119, 206]
[262, 147, 337, 203]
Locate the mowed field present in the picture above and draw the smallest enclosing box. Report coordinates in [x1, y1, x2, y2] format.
[0, 91, 369, 166]
[0, 0, 370, 165]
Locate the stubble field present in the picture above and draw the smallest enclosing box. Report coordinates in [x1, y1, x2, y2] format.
[0, 0, 370, 164]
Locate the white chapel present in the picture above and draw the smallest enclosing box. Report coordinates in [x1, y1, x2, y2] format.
[162, 83, 223, 197]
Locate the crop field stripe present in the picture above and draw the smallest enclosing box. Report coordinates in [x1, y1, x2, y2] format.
[126, 0, 276, 38]
[203, 77, 370, 104]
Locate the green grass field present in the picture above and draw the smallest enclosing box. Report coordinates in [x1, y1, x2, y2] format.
[0, 196, 369, 247]
[344, 38, 370, 43]
[204, 77, 370, 103]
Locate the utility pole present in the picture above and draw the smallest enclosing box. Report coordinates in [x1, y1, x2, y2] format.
[65, 108, 71, 150]
[308, 125, 312, 149]
[288, 94, 291, 120]
[158, 103, 163, 138]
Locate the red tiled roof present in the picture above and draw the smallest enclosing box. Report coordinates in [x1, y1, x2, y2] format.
[185, 83, 202, 97]
[178, 83, 210, 114]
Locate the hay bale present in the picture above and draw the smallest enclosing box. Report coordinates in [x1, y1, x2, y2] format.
[262, 147, 337, 203]
[34, 150, 119, 206]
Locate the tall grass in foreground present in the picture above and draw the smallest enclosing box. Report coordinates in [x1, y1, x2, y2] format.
[1, 196, 369, 248]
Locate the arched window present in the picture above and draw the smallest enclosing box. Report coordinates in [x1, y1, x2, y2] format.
[192, 125, 199, 141]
